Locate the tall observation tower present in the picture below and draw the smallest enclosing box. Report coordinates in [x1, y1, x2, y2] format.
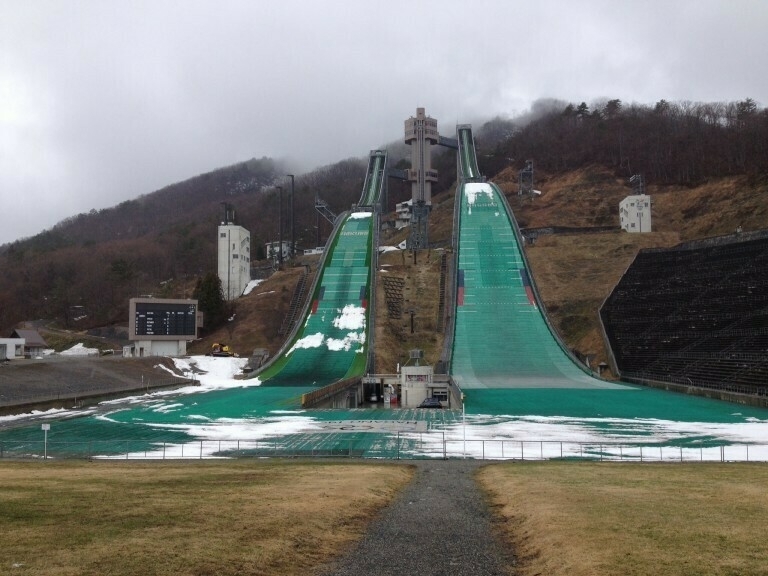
[404, 107, 439, 249]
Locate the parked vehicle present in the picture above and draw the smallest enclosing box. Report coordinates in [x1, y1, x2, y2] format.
[417, 397, 443, 409]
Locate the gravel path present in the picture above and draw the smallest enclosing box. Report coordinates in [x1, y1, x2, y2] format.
[319, 460, 513, 576]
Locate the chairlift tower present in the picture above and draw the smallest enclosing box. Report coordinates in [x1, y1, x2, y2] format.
[404, 108, 439, 249]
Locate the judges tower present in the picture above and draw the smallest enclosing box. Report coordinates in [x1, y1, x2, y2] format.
[404, 108, 439, 249]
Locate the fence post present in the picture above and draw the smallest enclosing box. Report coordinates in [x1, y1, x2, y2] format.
[680, 446, 683, 463]
[200, 440, 203, 459]
[396, 431, 400, 460]
[560, 442, 563, 459]
[640, 446, 643, 463]
[163, 442, 166, 460]
[442, 432, 446, 460]
[600, 444, 603, 462]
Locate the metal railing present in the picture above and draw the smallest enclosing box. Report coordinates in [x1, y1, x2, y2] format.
[3, 435, 765, 463]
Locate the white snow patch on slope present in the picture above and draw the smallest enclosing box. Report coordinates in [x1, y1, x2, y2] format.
[332, 305, 366, 330]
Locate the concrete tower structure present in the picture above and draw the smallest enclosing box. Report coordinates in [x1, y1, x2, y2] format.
[404, 107, 439, 249]
[217, 203, 251, 300]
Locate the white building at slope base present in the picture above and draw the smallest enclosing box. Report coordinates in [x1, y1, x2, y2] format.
[620, 194, 652, 233]
[218, 224, 251, 300]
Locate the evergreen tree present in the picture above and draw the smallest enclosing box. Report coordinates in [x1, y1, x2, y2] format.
[193, 272, 227, 332]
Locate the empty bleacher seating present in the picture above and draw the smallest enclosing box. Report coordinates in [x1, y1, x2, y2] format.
[601, 231, 768, 395]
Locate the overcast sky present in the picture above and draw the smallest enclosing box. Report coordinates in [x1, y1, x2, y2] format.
[1, 0, 766, 245]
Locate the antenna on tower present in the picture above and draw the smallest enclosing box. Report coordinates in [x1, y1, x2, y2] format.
[221, 202, 235, 225]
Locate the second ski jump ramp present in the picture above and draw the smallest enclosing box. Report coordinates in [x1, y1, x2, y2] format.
[451, 128, 626, 390]
[255, 151, 386, 387]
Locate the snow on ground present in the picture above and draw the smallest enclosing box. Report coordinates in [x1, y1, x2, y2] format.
[326, 332, 365, 351]
[349, 211, 372, 219]
[60, 343, 99, 356]
[5, 350, 768, 461]
[170, 356, 253, 392]
[0, 407, 97, 425]
[242, 279, 264, 296]
[405, 412, 768, 461]
[93, 355, 259, 402]
[284, 306, 367, 355]
[287, 332, 325, 354]
[332, 305, 366, 330]
[464, 182, 494, 215]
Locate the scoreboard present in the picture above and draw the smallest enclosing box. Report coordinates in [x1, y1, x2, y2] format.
[129, 298, 199, 340]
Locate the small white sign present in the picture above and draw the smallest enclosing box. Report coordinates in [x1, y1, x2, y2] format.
[41, 423, 50, 431]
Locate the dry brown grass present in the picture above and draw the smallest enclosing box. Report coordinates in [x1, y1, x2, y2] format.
[188, 259, 319, 358]
[0, 460, 413, 576]
[479, 462, 768, 576]
[374, 249, 445, 373]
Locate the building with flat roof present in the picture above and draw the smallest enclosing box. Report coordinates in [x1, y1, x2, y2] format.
[620, 194, 652, 233]
[217, 205, 251, 300]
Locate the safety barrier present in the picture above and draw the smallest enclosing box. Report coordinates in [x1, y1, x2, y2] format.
[3, 435, 766, 463]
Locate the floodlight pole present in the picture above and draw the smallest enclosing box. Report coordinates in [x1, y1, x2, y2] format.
[287, 174, 295, 259]
[277, 186, 284, 267]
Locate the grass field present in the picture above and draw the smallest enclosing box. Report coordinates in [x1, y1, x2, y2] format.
[0, 461, 413, 576]
[5, 461, 768, 576]
[478, 462, 768, 576]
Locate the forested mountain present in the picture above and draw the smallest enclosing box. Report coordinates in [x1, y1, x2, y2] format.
[479, 98, 767, 186]
[0, 156, 375, 330]
[1, 97, 766, 334]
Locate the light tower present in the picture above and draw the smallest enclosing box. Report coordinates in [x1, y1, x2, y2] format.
[404, 107, 439, 249]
